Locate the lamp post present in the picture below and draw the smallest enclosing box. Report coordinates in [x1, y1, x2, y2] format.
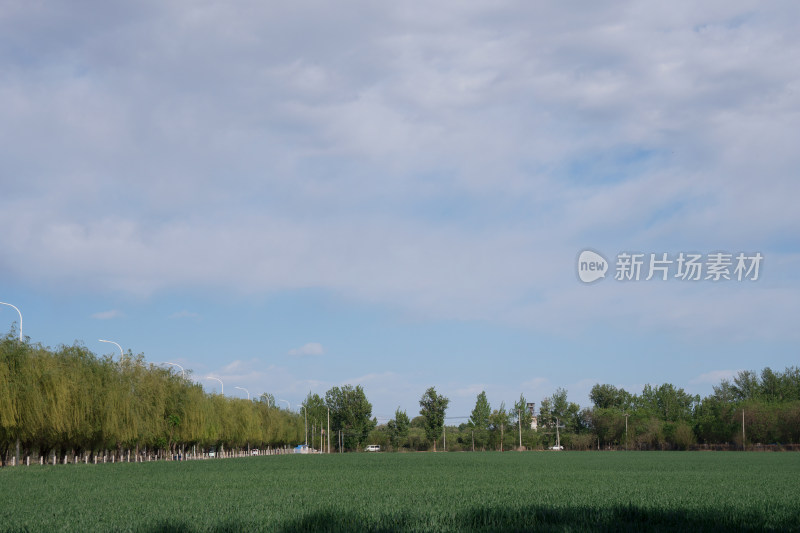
[0, 302, 23, 341]
[235, 387, 252, 454]
[206, 376, 224, 395]
[235, 386, 250, 400]
[160, 362, 185, 378]
[279, 399, 290, 410]
[99, 339, 124, 362]
[2, 302, 22, 464]
[302, 404, 307, 446]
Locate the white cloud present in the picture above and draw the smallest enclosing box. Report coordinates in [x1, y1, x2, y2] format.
[169, 310, 199, 319]
[221, 360, 245, 373]
[521, 377, 550, 390]
[345, 371, 399, 384]
[91, 309, 122, 320]
[0, 0, 797, 350]
[288, 342, 325, 357]
[691, 369, 741, 385]
[451, 384, 487, 399]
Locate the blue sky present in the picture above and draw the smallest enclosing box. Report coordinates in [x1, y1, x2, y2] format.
[1, 1, 798, 420]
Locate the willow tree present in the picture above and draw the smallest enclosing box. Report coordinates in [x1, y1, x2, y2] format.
[0, 329, 310, 459]
[0, 333, 25, 463]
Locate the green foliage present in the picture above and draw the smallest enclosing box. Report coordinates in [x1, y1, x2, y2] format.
[512, 393, 532, 429]
[467, 391, 492, 450]
[3, 326, 799, 458]
[419, 386, 449, 451]
[539, 388, 582, 436]
[635, 383, 699, 422]
[469, 391, 491, 429]
[258, 392, 276, 408]
[589, 407, 626, 447]
[589, 384, 633, 410]
[717, 367, 800, 404]
[386, 408, 410, 449]
[409, 415, 425, 428]
[0, 333, 303, 462]
[488, 402, 510, 450]
[325, 385, 375, 451]
[303, 392, 328, 448]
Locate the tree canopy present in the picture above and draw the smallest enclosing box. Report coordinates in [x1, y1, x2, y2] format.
[419, 387, 449, 452]
[325, 385, 375, 451]
[0, 333, 302, 464]
[2, 329, 798, 459]
[469, 391, 491, 430]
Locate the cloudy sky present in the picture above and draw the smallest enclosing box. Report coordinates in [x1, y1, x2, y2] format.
[1, 0, 798, 420]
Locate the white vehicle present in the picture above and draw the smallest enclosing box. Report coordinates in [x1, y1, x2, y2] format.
[365, 445, 380, 452]
[550, 445, 564, 450]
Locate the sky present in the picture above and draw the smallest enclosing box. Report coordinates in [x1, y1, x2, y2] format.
[1, 0, 798, 422]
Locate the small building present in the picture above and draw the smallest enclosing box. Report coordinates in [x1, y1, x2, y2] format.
[527, 402, 538, 431]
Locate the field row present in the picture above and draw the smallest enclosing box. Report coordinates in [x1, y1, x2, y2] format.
[2, 451, 799, 531]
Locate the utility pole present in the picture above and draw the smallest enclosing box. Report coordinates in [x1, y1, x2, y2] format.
[742, 409, 746, 451]
[555, 417, 560, 450]
[327, 407, 330, 454]
[518, 409, 522, 449]
[624, 413, 629, 451]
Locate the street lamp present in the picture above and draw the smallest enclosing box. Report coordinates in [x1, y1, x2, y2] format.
[206, 376, 224, 395]
[302, 404, 307, 446]
[99, 339, 124, 362]
[160, 362, 185, 378]
[279, 399, 290, 410]
[235, 386, 250, 400]
[0, 302, 22, 341]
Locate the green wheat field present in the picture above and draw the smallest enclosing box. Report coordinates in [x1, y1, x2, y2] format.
[1, 452, 798, 532]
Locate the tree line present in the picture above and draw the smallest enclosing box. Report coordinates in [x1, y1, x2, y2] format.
[0, 333, 306, 465]
[0, 331, 455, 464]
[2, 329, 798, 463]
[366, 367, 800, 452]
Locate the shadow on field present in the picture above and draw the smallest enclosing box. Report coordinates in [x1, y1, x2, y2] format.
[144, 503, 800, 532]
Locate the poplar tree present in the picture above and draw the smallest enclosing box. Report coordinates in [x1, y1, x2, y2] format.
[419, 387, 449, 452]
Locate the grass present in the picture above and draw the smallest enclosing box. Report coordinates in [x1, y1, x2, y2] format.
[1, 451, 798, 532]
